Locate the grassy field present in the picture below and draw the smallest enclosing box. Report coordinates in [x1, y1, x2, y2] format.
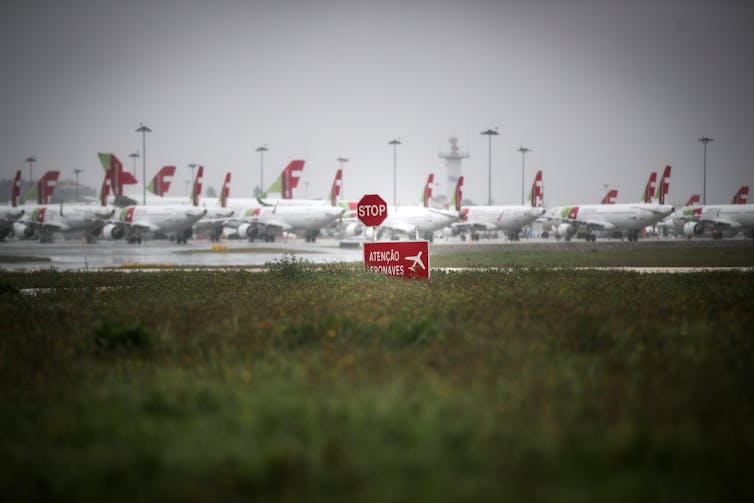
[1, 256, 753, 501]
[431, 242, 754, 268]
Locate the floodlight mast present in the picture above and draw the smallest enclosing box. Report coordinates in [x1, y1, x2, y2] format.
[480, 128, 499, 205]
[698, 136, 714, 205]
[387, 139, 401, 205]
[136, 123, 152, 205]
[517, 146, 531, 206]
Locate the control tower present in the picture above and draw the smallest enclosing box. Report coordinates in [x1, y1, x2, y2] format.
[438, 137, 469, 205]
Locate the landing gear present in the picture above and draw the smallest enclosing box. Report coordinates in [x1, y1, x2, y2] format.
[305, 229, 320, 243]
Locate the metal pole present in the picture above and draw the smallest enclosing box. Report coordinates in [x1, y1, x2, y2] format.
[480, 129, 498, 205]
[136, 123, 152, 205]
[256, 145, 268, 195]
[518, 146, 531, 205]
[698, 136, 713, 205]
[74, 169, 82, 202]
[25, 155, 36, 189]
[388, 139, 401, 205]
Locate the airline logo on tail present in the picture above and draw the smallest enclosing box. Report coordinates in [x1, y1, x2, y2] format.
[21, 170, 60, 204]
[528, 170, 544, 208]
[731, 186, 749, 204]
[220, 172, 231, 208]
[98, 153, 138, 197]
[282, 160, 304, 199]
[451, 176, 464, 212]
[421, 173, 434, 208]
[191, 166, 204, 206]
[642, 172, 657, 203]
[11, 170, 21, 207]
[685, 194, 701, 207]
[329, 169, 342, 207]
[656, 165, 671, 204]
[147, 166, 176, 196]
[601, 189, 618, 204]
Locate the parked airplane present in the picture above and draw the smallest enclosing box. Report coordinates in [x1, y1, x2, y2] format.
[449, 170, 545, 241]
[13, 170, 113, 243]
[0, 171, 25, 242]
[373, 173, 461, 242]
[664, 186, 754, 239]
[19, 170, 60, 205]
[101, 167, 208, 244]
[547, 166, 674, 242]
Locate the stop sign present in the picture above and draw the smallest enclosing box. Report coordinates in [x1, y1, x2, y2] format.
[357, 194, 388, 227]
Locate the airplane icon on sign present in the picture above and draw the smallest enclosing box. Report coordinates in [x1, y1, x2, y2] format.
[406, 251, 425, 272]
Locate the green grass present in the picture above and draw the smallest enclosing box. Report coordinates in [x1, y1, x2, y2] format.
[431, 244, 754, 267]
[1, 264, 753, 501]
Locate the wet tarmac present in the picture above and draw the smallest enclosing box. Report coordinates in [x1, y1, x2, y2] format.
[0, 237, 365, 270]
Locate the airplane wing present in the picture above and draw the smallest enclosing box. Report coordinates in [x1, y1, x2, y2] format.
[698, 217, 741, 230]
[578, 219, 616, 230]
[379, 221, 416, 235]
[451, 221, 497, 233]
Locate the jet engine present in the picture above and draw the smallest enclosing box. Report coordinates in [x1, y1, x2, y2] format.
[683, 221, 704, 237]
[12, 222, 34, 238]
[343, 221, 362, 237]
[237, 223, 257, 239]
[557, 222, 576, 239]
[102, 223, 124, 240]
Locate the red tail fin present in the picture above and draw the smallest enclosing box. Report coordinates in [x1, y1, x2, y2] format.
[529, 170, 544, 208]
[601, 189, 618, 204]
[454, 176, 464, 212]
[282, 160, 304, 199]
[192, 166, 204, 206]
[685, 194, 701, 206]
[731, 186, 749, 204]
[330, 169, 342, 206]
[38, 170, 60, 204]
[148, 166, 176, 196]
[220, 172, 231, 208]
[657, 165, 671, 204]
[100, 176, 111, 207]
[422, 173, 434, 207]
[11, 170, 21, 207]
[642, 172, 657, 203]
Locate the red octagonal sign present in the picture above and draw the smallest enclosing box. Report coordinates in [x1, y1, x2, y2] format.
[357, 194, 388, 227]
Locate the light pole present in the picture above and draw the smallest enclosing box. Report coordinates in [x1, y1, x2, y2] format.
[698, 136, 714, 205]
[337, 157, 349, 199]
[24, 155, 36, 189]
[188, 163, 198, 195]
[387, 139, 401, 205]
[74, 169, 83, 202]
[517, 146, 531, 205]
[129, 151, 140, 177]
[480, 128, 499, 205]
[136, 123, 152, 205]
[256, 145, 268, 195]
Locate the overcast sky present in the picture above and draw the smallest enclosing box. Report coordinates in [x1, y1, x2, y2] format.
[1, 0, 752, 207]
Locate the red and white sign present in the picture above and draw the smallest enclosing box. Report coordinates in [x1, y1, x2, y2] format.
[357, 194, 388, 227]
[364, 241, 430, 279]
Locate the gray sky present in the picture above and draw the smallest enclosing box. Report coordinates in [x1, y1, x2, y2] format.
[1, 0, 752, 206]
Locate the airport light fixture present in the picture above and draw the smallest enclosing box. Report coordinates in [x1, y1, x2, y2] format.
[698, 136, 714, 205]
[136, 123, 152, 205]
[74, 169, 83, 202]
[256, 145, 268, 195]
[517, 146, 531, 206]
[24, 155, 36, 187]
[387, 139, 402, 205]
[128, 151, 140, 177]
[337, 157, 349, 199]
[480, 128, 499, 205]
